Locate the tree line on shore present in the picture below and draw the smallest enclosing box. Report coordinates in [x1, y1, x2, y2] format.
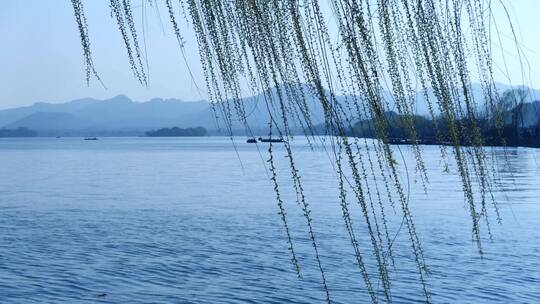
[351, 89, 540, 147]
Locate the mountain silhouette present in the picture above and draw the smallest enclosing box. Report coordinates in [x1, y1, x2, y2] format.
[1, 83, 539, 136]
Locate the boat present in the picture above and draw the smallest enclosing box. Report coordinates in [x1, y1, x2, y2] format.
[246, 138, 257, 143]
[258, 137, 284, 143]
[84, 137, 98, 140]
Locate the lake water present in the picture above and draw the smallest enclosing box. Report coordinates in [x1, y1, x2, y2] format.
[0, 137, 538, 303]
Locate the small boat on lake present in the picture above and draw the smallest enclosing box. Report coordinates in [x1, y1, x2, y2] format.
[84, 137, 98, 141]
[258, 137, 284, 143]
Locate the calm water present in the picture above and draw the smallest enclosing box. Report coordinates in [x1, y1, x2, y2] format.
[0, 137, 538, 303]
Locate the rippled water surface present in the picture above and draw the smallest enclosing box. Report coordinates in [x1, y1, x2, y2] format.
[0, 137, 539, 303]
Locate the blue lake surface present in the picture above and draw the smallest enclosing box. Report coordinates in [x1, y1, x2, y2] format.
[0, 137, 539, 303]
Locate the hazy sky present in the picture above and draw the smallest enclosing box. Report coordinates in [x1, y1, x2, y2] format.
[1, 0, 539, 109]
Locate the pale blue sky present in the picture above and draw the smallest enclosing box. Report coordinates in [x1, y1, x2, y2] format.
[0, 0, 539, 109]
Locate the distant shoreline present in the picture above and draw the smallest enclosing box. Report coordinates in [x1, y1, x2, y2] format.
[1, 135, 539, 149]
[385, 137, 540, 149]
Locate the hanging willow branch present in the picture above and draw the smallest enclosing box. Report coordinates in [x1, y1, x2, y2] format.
[70, 0, 105, 88]
[71, 0, 512, 302]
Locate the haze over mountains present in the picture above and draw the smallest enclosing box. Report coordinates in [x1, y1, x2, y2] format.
[0, 95, 214, 136]
[1, 83, 539, 136]
[0, 90, 327, 136]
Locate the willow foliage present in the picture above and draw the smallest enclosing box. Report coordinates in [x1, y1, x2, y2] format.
[71, 0, 510, 302]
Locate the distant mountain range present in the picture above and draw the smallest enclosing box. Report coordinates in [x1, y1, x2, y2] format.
[0, 95, 214, 136]
[1, 83, 539, 136]
[0, 94, 321, 136]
